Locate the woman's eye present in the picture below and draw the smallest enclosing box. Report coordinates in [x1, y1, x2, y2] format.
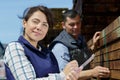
[33, 20, 39, 24]
[43, 23, 48, 27]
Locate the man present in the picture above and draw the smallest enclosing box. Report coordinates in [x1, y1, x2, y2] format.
[49, 10, 110, 79]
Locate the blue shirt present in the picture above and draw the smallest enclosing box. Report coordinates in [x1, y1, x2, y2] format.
[51, 30, 91, 71]
[52, 43, 70, 71]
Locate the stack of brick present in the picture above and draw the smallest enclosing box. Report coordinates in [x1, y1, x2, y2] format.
[87, 16, 120, 80]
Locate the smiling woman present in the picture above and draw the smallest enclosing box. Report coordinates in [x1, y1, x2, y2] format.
[0, 0, 73, 44]
[3, 5, 81, 80]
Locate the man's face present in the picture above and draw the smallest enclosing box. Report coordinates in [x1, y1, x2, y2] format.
[62, 15, 81, 38]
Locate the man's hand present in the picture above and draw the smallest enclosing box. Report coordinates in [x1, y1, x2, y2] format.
[91, 31, 101, 50]
[91, 66, 110, 78]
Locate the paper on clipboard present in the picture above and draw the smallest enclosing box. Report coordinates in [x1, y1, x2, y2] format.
[79, 54, 95, 70]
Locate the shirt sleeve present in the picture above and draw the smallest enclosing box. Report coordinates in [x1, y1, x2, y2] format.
[52, 43, 70, 71]
[4, 42, 65, 80]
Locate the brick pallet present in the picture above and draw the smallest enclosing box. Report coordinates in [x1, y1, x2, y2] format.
[87, 16, 120, 80]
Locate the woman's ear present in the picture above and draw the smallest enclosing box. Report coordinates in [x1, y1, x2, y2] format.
[22, 19, 26, 28]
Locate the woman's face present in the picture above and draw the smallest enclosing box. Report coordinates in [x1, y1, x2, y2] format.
[23, 10, 49, 43]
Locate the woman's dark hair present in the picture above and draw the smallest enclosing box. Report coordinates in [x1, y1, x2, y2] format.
[20, 5, 54, 28]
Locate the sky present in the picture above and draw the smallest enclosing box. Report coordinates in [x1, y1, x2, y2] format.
[0, 0, 73, 44]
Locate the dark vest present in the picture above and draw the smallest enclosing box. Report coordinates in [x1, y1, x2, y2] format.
[6, 36, 59, 80]
[49, 30, 92, 70]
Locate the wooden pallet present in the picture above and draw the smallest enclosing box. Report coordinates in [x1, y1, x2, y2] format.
[88, 16, 120, 80]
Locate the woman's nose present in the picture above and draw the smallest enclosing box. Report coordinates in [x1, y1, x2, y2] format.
[36, 24, 42, 30]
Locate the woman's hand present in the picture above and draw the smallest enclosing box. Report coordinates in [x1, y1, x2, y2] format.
[63, 60, 82, 80]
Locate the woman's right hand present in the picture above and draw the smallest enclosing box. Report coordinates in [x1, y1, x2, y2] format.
[63, 60, 81, 80]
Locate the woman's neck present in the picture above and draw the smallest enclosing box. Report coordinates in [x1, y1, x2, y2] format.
[24, 36, 38, 48]
[30, 41, 38, 48]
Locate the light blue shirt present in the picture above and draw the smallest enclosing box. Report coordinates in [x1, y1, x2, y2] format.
[52, 43, 70, 71]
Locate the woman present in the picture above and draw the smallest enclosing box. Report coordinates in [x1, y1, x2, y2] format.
[4, 5, 81, 80]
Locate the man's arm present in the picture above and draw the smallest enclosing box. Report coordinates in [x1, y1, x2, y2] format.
[78, 66, 110, 79]
[52, 43, 70, 71]
[51, 43, 110, 79]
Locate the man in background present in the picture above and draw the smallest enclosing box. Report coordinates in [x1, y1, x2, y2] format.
[49, 9, 110, 79]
